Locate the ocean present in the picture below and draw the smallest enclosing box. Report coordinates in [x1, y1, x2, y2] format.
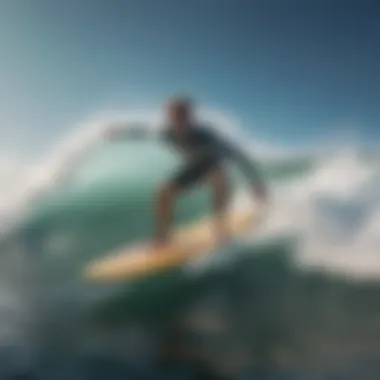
[0, 117, 379, 379]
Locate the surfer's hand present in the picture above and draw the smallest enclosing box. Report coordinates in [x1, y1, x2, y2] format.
[253, 181, 268, 203]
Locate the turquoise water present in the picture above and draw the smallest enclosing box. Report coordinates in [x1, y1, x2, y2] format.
[0, 141, 379, 379]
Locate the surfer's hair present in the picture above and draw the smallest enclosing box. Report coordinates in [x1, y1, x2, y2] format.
[167, 94, 194, 111]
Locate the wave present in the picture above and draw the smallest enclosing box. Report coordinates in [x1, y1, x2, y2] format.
[0, 109, 379, 378]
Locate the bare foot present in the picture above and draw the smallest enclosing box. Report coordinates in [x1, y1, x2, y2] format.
[152, 236, 168, 249]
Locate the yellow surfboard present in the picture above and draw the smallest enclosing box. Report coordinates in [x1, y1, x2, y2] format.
[83, 206, 261, 283]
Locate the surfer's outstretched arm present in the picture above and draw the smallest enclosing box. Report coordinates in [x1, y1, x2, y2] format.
[104, 122, 163, 141]
[54, 124, 158, 185]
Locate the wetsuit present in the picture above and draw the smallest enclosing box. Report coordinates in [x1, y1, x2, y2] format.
[117, 123, 262, 190]
[162, 124, 261, 190]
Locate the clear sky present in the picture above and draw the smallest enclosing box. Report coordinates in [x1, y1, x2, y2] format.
[0, 0, 379, 156]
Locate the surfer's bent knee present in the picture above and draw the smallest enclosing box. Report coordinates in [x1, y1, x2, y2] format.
[157, 182, 178, 203]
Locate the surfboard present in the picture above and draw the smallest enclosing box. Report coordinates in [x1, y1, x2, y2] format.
[83, 206, 262, 283]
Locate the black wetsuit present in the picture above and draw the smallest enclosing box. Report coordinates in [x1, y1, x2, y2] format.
[161, 124, 261, 190]
[120, 123, 262, 189]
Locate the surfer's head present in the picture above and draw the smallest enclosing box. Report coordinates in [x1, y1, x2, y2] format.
[166, 95, 194, 132]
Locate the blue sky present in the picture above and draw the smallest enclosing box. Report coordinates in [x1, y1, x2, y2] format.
[0, 0, 379, 156]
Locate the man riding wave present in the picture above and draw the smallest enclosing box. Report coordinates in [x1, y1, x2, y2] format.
[105, 95, 268, 246]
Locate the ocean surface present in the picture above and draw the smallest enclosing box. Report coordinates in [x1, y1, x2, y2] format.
[0, 119, 379, 379]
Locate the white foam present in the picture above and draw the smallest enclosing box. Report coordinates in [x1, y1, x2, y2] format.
[263, 151, 380, 279]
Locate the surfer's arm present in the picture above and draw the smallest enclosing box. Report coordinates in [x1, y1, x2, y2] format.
[104, 122, 163, 141]
[217, 136, 268, 200]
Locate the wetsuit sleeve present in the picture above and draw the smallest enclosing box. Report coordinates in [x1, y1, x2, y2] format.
[215, 134, 264, 185]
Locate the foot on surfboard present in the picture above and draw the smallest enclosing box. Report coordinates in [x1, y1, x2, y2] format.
[151, 233, 169, 249]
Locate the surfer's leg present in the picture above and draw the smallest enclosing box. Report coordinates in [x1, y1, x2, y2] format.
[208, 166, 230, 242]
[155, 182, 179, 244]
[155, 158, 217, 244]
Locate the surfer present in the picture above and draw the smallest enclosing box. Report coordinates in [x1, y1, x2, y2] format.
[105, 95, 267, 246]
